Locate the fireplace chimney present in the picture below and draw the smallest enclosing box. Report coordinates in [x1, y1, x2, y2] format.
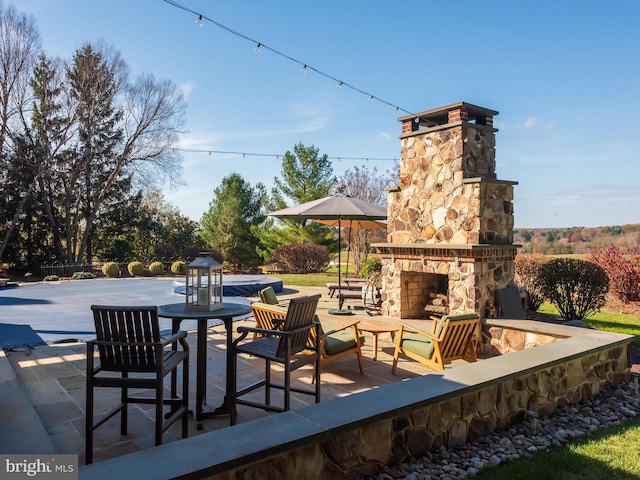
[374, 102, 520, 319]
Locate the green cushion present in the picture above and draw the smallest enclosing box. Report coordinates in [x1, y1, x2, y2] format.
[260, 287, 279, 305]
[401, 332, 435, 359]
[324, 330, 364, 356]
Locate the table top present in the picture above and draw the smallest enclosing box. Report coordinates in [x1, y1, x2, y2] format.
[346, 316, 400, 333]
[157, 301, 252, 320]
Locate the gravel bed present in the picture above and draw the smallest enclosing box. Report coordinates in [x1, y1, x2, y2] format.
[371, 380, 640, 480]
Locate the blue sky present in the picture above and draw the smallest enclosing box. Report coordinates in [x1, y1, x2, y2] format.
[16, 0, 640, 228]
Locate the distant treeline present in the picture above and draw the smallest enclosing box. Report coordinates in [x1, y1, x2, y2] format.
[514, 224, 640, 255]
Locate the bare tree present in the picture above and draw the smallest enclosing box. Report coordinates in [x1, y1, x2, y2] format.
[332, 164, 396, 275]
[0, 2, 41, 261]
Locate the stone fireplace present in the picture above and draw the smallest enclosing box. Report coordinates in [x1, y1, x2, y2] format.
[373, 102, 519, 319]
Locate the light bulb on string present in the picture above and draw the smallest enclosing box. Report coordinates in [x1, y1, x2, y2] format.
[337, 81, 343, 89]
[368, 96, 374, 104]
[195, 15, 203, 27]
[301, 64, 307, 74]
[254, 43, 261, 53]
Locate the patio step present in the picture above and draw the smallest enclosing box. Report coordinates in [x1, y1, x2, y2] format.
[0, 350, 56, 453]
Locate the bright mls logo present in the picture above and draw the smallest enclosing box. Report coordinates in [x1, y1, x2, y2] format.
[1, 455, 77, 480]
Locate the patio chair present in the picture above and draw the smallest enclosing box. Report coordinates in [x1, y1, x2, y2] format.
[230, 294, 321, 425]
[251, 301, 365, 382]
[258, 286, 285, 305]
[495, 284, 527, 319]
[391, 313, 480, 373]
[85, 305, 189, 464]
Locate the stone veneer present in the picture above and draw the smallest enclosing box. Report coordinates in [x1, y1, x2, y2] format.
[81, 321, 632, 480]
[375, 102, 519, 319]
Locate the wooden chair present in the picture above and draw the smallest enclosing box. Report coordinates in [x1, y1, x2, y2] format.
[258, 286, 283, 305]
[231, 294, 322, 425]
[391, 313, 480, 373]
[310, 319, 365, 383]
[85, 305, 189, 464]
[251, 302, 365, 382]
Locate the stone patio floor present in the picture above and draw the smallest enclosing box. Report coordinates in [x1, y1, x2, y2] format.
[0, 286, 437, 465]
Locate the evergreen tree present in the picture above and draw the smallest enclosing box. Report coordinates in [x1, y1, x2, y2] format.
[200, 173, 265, 269]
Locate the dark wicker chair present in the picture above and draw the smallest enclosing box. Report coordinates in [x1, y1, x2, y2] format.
[230, 294, 321, 425]
[85, 305, 189, 464]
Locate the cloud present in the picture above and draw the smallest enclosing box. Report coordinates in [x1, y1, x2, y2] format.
[179, 82, 195, 100]
[522, 117, 537, 128]
[375, 131, 391, 139]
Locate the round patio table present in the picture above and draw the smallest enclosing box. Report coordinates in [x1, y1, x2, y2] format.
[158, 301, 252, 429]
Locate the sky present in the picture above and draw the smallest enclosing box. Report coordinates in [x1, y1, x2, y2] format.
[14, 0, 640, 229]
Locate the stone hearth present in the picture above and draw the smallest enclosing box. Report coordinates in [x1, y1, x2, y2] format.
[374, 102, 519, 318]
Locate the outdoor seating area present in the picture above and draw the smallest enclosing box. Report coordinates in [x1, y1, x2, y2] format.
[0, 285, 439, 465]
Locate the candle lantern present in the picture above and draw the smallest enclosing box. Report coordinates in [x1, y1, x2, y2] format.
[185, 252, 223, 311]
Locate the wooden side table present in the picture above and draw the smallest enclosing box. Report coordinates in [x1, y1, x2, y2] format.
[345, 317, 399, 361]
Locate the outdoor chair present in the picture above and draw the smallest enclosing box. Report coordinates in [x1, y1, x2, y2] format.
[258, 286, 286, 306]
[251, 301, 365, 382]
[85, 305, 189, 464]
[392, 313, 480, 373]
[230, 294, 321, 425]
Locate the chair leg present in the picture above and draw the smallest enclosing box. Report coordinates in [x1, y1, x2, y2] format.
[121, 375, 128, 435]
[85, 379, 94, 464]
[181, 358, 189, 438]
[264, 359, 271, 406]
[284, 360, 291, 411]
[155, 379, 163, 445]
[314, 356, 321, 403]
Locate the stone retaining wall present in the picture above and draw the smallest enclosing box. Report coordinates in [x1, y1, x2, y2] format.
[80, 321, 632, 480]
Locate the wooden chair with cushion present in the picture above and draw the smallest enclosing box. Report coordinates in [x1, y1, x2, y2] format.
[391, 313, 480, 373]
[230, 294, 322, 425]
[250, 302, 365, 382]
[85, 305, 189, 464]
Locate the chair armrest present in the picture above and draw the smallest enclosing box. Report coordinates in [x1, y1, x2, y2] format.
[398, 320, 439, 341]
[322, 319, 360, 337]
[161, 330, 188, 348]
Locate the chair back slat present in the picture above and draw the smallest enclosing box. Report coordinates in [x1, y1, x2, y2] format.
[440, 318, 477, 360]
[277, 294, 321, 358]
[91, 305, 161, 372]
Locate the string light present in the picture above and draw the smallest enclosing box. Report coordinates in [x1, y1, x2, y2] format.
[254, 43, 261, 53]
[171, 147, 398, 162]
[160, 0, 438, 121]
[300, 64, 307, 74]
[195, 14, 202, 27]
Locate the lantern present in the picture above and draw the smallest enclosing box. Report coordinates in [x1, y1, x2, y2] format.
[185, 253, 223, 311]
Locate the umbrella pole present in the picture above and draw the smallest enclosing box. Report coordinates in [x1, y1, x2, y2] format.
[329, 217, 353, 315]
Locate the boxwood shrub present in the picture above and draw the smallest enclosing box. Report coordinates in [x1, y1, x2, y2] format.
[128, 261, 145, 277]
[102, 262, 120, 278]
[171, 260, 186, 275]
[148, 261, 165, 276]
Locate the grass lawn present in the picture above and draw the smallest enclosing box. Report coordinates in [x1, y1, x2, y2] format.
[475, 416, 640, 480]
[538, 302, 640, 347]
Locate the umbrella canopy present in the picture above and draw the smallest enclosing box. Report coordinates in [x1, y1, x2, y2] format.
[268, 195, 387, 222]
[269, 195, 387, 314]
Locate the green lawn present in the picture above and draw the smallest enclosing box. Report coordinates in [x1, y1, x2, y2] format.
[475, 417, 640, 480]
[538, 302, 640, 347]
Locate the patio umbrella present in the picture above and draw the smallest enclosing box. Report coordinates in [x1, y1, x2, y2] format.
[268, 195, 387, 314]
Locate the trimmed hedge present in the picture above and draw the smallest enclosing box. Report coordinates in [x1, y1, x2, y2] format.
[148, 261, 165, 276]
[171, 260, 186, 275]
[102, 262, 120, 278]
[128, 261, 145, 277]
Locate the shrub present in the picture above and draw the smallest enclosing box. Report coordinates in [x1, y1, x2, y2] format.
[148, 261, 165, 276]
[514, 254, 549, 311]
[127, 261, 145, 277]
[43, 275, 59, 282]
[71, 271, 95, 280]
[360, 256, 382, 278]
[588, 246, 640, 303]
[102, 262, 120, 278]
[541, 258, 609, 321]
[273, 243, 330, 274]
[171, 260, 186, 275]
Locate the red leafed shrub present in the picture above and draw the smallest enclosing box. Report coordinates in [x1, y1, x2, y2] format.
[514, 254, 549, 311]
[541, 258, 609, 321]
[588, 246, 640, 303]
[273, 243, 330, 274]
